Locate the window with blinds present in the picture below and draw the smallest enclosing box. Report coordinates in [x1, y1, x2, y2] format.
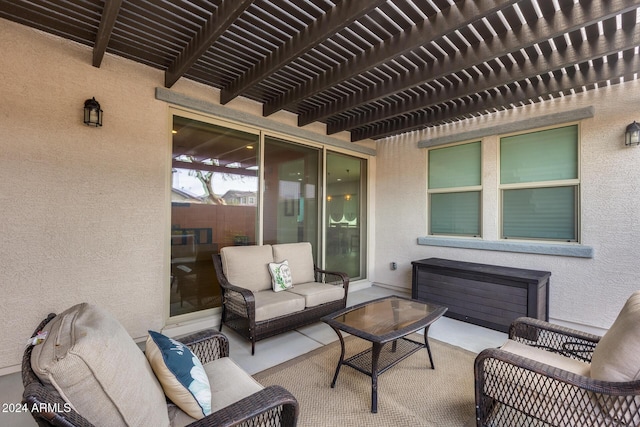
[428, 141, 481, 236]
[499, 125, 579, 241]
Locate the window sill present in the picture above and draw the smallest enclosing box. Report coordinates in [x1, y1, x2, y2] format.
[417, 237, 593, 258]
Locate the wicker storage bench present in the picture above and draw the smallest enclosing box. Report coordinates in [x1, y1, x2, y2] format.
[213, 242, 349, 354]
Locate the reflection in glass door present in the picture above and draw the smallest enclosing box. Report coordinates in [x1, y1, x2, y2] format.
[326, 152, 365, 279]
[263, 137, 320, 256]
[170, 115, 259, 317]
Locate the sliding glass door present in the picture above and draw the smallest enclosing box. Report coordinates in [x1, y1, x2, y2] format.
[263, 136, 320, 256]
[168, 112, 368, 320]
[170, 115, 259, 317]
[325, 152, 365, 279]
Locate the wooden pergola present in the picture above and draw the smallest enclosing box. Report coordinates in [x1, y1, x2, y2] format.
[2, 0, 638, 141]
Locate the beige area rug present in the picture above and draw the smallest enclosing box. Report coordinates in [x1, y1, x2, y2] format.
[253, 335, 477, 427]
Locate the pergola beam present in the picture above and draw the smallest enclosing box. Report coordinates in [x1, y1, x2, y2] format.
[291, 0, 521, 126]
[351, 46, 640, 141]
[282, 0, 520, 124]
[327, 0, 639, 134]
[220, 0, 386, 106]
[165, 0, 254, 88]
[92, 0, 122, 67]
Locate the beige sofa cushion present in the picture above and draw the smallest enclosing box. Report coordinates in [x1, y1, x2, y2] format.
[272, 242, 315, 285]
[501, 339, 591, 376]
[221, 245, 273, 292]
[286, 282, 345, 307]
[591, 290, 640, 382]
[168, 357, 264, 427]
[31, 303, 169, 427]
[252, 290, 306, 322]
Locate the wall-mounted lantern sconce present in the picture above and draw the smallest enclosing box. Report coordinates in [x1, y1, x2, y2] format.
[625, 121, 640, 146]
[83, 97, 103, 127]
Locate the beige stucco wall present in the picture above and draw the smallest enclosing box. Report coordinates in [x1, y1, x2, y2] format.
[374, 78, 640, 334]
[0, 21, 169, 373]
[0, 19, 358, 373]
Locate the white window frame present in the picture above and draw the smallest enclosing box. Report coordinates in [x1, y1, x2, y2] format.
[427, 140, 483, 238]
[498, 123, 581, 243]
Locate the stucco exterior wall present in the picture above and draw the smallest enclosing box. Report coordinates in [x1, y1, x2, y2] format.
[374, 78, 640, 334]
[0, 20, 357, 373]
[0, 21, 169, 373]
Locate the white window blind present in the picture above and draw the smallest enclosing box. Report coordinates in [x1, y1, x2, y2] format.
[500, 125, 579, 241]
[428, 141, 481, 237]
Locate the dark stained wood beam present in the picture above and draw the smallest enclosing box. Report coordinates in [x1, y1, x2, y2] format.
[273, 0, 519, 121]
[330, 0, 640, 135]
[351, 46, 640, 141]
[92, 0, 122, 67]
[165, 0, 254, 88]
[220, 0, 387, 106]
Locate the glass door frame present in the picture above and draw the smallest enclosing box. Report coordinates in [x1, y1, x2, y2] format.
[166, 107, 370, 324]
[322, 149, 368, 279]
[166, 107, 262, 325]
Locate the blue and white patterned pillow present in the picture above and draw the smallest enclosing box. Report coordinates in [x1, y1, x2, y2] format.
[146, 331, 212, 419]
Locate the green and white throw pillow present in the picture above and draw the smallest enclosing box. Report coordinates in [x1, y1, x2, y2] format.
[268, 260, 293, 292]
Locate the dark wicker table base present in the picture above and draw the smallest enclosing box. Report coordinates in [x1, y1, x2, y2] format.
[329, 329, 435, 413]
[323, 295, 447, 413]
[343, 337, 429, 376]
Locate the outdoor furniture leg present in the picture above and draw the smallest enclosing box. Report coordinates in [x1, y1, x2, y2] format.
[330, 327, 346, 388]
[371, 342, 383, 413]
[424, 325, 435, 369]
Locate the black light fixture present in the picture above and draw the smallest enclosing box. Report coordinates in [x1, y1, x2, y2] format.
[625, 121, 640, 146]
[83, 97, 103, 127]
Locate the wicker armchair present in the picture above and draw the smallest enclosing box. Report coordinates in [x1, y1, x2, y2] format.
[23, 312, 298, 427]
[475, 316, 640, 427]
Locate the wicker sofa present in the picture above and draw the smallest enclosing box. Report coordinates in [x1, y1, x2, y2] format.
[22, 303, 298, 427]
[213, 242, 349, 354]
[475, 291, 640, 427]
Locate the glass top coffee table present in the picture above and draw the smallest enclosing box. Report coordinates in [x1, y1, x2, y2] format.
[321, 295, 447, 413]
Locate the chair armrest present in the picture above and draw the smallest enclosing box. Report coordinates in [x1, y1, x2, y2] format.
[185, 386, 298, 427]
[509, 317, 600, 362]
[175, 329, 230, 363]
[314, 266, 350, 294]
[212, 254, 257, 319]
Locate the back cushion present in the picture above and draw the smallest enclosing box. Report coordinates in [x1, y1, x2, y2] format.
[31, 303, 169, 427]
[272, 242, 316, 285]
[220, 245, 273, 292]
[591, 290, 640, 382]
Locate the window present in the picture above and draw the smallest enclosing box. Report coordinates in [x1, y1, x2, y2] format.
[500, 125, 579, 241]
[428, 141, 481, 236]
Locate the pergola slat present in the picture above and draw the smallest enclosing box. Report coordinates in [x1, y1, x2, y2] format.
[164, 0, 254, 88]
[326, 0, 640, 135]
[220, 0, 387, 105]
[354, 48, 640, 141]
[267, 0, 521, 121]
[0, 0, 639, 142]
